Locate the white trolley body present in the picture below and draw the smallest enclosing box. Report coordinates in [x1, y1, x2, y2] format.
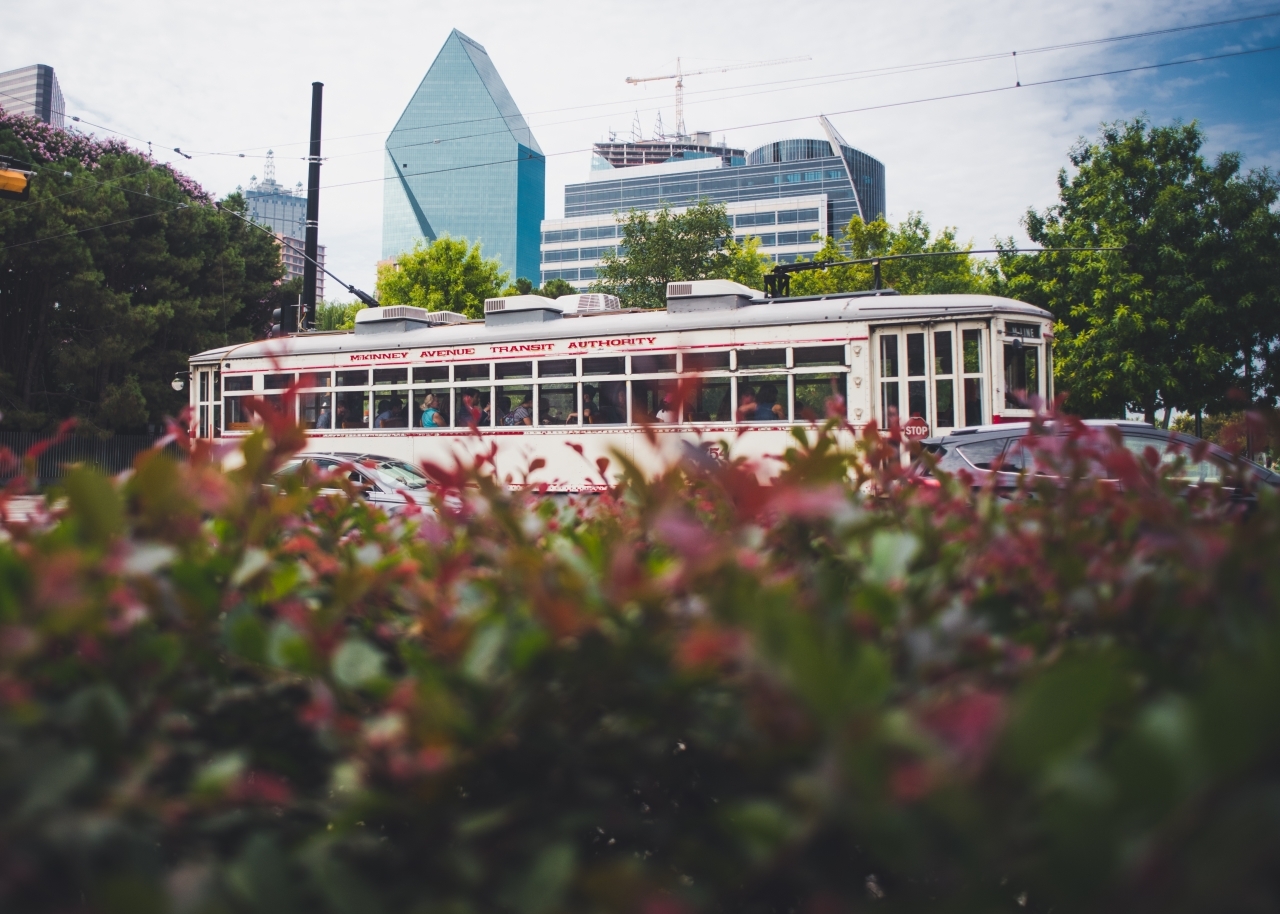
[188, 283, 1053, 489]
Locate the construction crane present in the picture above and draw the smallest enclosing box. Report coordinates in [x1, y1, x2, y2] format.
[626, 55, 810, 138]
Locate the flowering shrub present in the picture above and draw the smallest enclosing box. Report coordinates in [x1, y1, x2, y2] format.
[0, 108, 210, 202]
[0, 411, 1278, 914]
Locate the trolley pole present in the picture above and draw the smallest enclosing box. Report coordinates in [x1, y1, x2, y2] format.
[298, 81, 324, 333]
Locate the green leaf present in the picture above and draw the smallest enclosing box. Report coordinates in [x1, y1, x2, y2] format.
[332, 638, 385, 689]
[62, 465, 123, 546]
[1002, 653, 1125, 775]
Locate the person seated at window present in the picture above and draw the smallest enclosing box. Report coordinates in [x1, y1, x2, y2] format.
[736, 386, 758, 423]
[655, 393, 676, 424]
[420, 393, 446, 428]
[569, 385, 598, 425]
[598, 384, 627, 424]
[458, 390, 483, 426]
[754, 383, 784, 422]
[714, 390, 733, 422]
[333, 403, 351, 428]
[376, 397, 405, 428]
[504, 395, 533, 426]
[495, 396, 511, 425]
[315, 399, 332, 429]
[538, 397, 563, 425]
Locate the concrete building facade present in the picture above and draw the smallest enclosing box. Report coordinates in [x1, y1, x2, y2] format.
[0, 64, 65, 127]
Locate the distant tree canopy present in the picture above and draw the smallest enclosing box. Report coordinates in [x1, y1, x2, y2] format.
[591, 201, 769, 309]
[0, 110, 285, 433]
[315, 298, 367, 331]
[789, 212, 992, 297]
[508, 276, 577, 300]
[376, 236, 509, 319]
[996, 117, 1280, 424]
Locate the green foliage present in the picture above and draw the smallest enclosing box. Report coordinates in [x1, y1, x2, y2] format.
[0, 127, 283, 432]
[315, 299, 367, 331]
[376, 236, 510, 319]
[503, 277, 577, 300]
[995, 117, 1280, 422]
[538, 277, 577, 300]
[790, 212, 992, 296]
[2, 402, 1280, 913]
[721, 235, 773, 290]
[591, 200, 735, 308]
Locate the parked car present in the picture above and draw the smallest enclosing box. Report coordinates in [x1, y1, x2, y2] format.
[271, 452, 436, 515]
[915, 419, 1280, 499]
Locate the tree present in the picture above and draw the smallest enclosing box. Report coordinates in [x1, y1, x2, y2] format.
[721, 235, 773, 290]
[376, 236, 509, 319]
[0, 111, 283, 433]
[539, 277, 577, 299]
[504, 276, 578, 299]
[315, 299, 368, 331]
[995, 117, 1280, 423]
[591, 201, 734, 309]
[790, 212, 991, 297]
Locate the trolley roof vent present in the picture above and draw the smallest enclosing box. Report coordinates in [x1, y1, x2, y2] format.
[666, 279, 762, 313]
[558, 292, 621, 314]
[484, 295, 564, 327]
[354, 305, 467, 335]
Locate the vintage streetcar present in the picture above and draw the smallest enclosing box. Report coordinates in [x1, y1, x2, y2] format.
[186, 280, 1053, 489]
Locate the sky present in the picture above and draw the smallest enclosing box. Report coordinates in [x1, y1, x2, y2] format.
[2, 0, 1278, 299]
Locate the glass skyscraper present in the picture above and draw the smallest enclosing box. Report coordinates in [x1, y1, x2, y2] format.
[382, 30, 545, 284]
[541, 117, 885, 290]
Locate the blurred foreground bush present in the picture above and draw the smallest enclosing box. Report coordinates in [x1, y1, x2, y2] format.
[1, 414, 1279, 914]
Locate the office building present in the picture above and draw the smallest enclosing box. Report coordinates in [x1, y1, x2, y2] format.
[541, 117, 884, 290]
[382, 29, 545, 283]
[0, 64, 65, 127]
[280, 235, 325, 301]
[242, 151, 326, 299]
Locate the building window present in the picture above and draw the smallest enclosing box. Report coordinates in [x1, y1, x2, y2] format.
[735, 212, 776, 227]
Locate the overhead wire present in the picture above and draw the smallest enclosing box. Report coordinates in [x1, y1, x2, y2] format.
[196, 7, 1280, 160]
[3, 28, 1278, 254]
[316, 42, 1280, 195]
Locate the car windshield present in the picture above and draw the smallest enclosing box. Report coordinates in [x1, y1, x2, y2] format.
[366, 458, 429, 489]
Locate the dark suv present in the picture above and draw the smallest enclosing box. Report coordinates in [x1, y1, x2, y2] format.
[918, 420, 1279, 494]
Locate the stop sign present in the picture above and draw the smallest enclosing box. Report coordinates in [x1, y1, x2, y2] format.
[902, 416, 930, 440]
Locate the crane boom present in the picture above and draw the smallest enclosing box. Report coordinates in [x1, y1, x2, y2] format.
[625, 55, 809, 137]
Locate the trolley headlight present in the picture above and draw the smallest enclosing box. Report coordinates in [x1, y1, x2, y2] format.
[171, 372, 188, 391]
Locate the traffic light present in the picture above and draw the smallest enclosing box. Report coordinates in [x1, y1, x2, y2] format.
[0, 155, 34, 201]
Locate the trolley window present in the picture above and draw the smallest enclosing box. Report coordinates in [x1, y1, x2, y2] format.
[738, 349, 786, 370]
[632, 354, 676, 373]
[456, 363, 492, 382]
[373, 368, 408, 386]
[794, 346, 845, 367]
[414, 366, 449, 383]
[684, 351, 731, 372]
[336, 370, 368, 387]
[264, 373, 295, 390]
[224, 376, 253, 392]
[583, 356, 624, 376]
[539, 359, 576, 378]
[496, 361, 532, 380]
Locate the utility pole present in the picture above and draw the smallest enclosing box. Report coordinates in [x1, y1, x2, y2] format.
[298, 81, 323, 333]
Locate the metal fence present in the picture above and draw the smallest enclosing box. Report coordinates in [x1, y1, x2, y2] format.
[0, 431, 185, 487]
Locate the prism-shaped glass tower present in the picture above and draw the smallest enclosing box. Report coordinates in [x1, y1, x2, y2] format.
[382, 30, 545, 284]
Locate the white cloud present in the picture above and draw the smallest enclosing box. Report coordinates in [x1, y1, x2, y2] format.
[2, 0, 1275, 296]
